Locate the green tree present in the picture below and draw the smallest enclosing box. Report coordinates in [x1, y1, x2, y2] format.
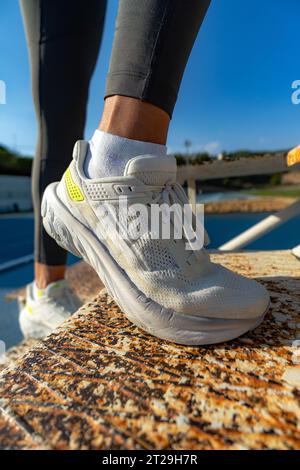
[0, 145, 32, 176]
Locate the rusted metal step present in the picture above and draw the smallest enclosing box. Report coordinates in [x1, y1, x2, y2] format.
[0, 251, 300, 450]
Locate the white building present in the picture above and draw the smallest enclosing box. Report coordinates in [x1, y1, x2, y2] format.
[0, 175, 32, 213]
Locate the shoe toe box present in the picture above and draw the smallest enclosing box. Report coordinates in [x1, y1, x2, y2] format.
[162, 264, 270, 320]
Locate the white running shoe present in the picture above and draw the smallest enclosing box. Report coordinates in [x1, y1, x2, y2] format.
[41, 141, 270, 345]
[19, 280, 81, 339]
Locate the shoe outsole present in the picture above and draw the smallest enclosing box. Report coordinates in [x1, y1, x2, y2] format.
[41, 183, 268, 346]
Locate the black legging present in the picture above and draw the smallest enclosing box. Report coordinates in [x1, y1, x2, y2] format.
[20, 0, 211, 266]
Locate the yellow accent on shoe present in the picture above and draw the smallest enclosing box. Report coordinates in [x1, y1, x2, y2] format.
[65, 167, 84, 201]
[26, 304, 33, 315]
[37, 288, 44, 299]
[287, 146, 300, 167]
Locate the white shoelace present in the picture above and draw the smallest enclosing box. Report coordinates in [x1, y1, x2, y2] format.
[98, 181, 209, 259]
[151, 182, 209, 252]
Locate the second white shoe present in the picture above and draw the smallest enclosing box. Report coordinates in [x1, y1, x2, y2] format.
[19, 280, 81, 339]
[41, 141, 270, 345]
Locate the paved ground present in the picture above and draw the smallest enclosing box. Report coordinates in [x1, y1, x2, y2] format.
[0, 251, 299, 450]
[204, 196, 296, 213]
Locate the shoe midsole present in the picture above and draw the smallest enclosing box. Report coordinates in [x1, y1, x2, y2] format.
[41, 183, 267, 345]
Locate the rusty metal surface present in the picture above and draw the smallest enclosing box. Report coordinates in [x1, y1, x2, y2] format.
[0, 251, 300, 450]
[0, 405, 45, 449]
[0, 339, 38, 373]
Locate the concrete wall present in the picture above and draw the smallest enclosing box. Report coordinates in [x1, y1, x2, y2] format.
[0, 175, 32, 213]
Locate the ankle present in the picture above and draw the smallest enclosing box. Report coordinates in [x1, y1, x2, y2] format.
[99, 96, 169, 144]
[35, 262, 66, 289]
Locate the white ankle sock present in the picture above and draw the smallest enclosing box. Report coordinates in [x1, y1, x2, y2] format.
[84, 129, 167, 179]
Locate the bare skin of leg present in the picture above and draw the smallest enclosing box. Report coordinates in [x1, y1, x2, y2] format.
[99, 96, 170, 145]
[35, 262, 66, 289]
[35, 96, 169, 288]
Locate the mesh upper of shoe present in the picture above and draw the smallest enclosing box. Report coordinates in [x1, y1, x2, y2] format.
[106, 226, 267, 319]
[60, 145, 269, 320]
[26, 281, 80, 327]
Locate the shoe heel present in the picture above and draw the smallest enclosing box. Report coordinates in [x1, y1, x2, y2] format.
[42, 184, 82, 259]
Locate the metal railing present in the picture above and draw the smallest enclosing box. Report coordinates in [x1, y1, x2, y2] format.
[177, 147, 300, 255]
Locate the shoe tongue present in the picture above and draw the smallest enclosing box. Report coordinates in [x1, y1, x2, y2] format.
[124, 154, 177, 186]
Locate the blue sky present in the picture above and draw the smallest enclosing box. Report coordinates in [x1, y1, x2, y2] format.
[0, 0, 299, 156]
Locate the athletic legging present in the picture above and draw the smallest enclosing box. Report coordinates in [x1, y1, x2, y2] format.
[20, 0, 211, 266]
